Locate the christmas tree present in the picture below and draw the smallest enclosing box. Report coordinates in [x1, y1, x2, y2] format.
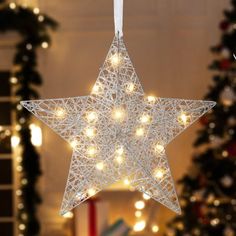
[165, 1, 236, 236]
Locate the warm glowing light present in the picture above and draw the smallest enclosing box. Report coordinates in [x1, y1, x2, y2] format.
[10, 76, 18, 84]
[211, 218, 220, 226]
[115, 155, 123, 164]
[38, 15, 44, 22]
[154, 168, 165, 179]
[41, 41, 49, 49]
[70, 140, 79, 148]
[112, 107, 125, 121]
[16, 190, 22, 196]
[140, 114, 151, 124]
[9, 2, 16, 9]
[136, 127, 145, 137]
[86, 111, 98, 123]
[133, 220, 146, 232]
[11, 135, 20, 148]
[87, 146, 97, 157]
[19, 224, 26, 230]
[55, 108, 66, 118]
[135, 200, 145, 210]
[92, 83, 103, 94]
[110, 53, 122, 67]
[85, 128, 96, 138]
[143, 193, 151, 200]
[116, 146, 124, 155]
[63, 211, 74, 218]
[135, 210, 142, 218]
[96, 162, 104, 170]
[124, 178, 130, 185]
[21, 178, 28, 185]
[30, 124, 42, 147]
[126, 83, 135, 93]
[155, 144, 165, 153]
[146, 96, 156, 103]
[178, 112, 190, 125]
[33, 7, 40, 14]
[152, 225, 159, 233]
[17, 166, 23, 172]
[88, 188, 96, 196]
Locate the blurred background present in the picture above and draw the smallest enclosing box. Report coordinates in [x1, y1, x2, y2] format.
[0, 0, 236, 235]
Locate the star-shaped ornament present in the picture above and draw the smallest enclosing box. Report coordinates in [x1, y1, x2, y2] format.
[21, 36, 215, 215]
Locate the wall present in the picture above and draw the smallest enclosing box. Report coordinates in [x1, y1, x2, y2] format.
[35, 0, 229, 235]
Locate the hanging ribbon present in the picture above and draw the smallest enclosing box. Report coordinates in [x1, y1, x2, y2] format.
[114, 0, 123, 38]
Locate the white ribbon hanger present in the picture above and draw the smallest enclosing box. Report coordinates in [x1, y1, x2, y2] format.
[114, 0, 123, 38]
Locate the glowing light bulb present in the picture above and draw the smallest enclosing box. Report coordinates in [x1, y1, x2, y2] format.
[133, 220, 146, 232]
[9, 2, 16, 9]
[154, 168, 165, 179]
[33, 7, 40, 14]
[126, 82, 135, 93]
[92, 83, 103, 94]
[110, 53, 121, 67]
[143, 193, 151, 200]
[115, 155, 123, 164]
[178, 112, 190, 125]
[136, 127, 145, 137]
[10, 76, 18, 84]
[63, 211, 74, 218]
[88, 188, 96, 196]
[112, 107, 125, 121]
[70, 140, 79, 148]
[86, 111, 98, 123]
[55, 108, 66, 118]
[135, 210, 142, 218]
[19, 224, 26, 230]
[135, 200, 145, 210]
[38, 15, 44, 22]
[146, 95, 156, 103]
[124, 178, 130, 185]
[30, 124, 42, 147]
[140, 114, 151, 124]
[87, 146, 97, 157]
[152, 225, 159, 233]
[155, 143, 164, 153]
[96, 162, 104, 170]
[41, 42, 49, 49]
[85, 128, 96, 138]
[11, 135, 20, 148]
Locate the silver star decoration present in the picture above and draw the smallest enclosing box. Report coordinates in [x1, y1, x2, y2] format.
[21, 36, 215, 215]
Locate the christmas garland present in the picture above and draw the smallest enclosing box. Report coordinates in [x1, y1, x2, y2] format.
[0, 1, 57, 235]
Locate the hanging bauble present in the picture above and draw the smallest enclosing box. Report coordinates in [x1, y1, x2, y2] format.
[220, 86, 236, 106]
[220, 175, 233, 188]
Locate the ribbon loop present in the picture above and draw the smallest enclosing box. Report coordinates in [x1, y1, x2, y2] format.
[114, 0, 123, 38]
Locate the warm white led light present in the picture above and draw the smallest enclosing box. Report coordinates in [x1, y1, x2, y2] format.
[133, 221, 146, 232]
[70, 140, 79, 148]
[135, 210, 142, 218]
[85, 128, 96, 138]
[41, 42, 49, 49]
[135, 200, 145, 210]
[126, 82, 135, 93]
[146, 95, 156, 103]
[63, 211, 74, 218]
[87, 146, 97, 157]
[115, 155, 123, 164]
[96, 162, 104, 170]
[55, 108, 66, 118]
[154, 168, 165, 179]
[143, 193, 151, 200]
[136, 127, 145, 137]
[124, 178, 130, 185]
[86, 111, 98, 123]
[87, 188, 96, 196]
[140, 114, 151, 124]
[152, 225, 159, 233]
[155, 144, 164, 153]
[178, 112, 190, 125]
[30, 124, 42, 147]
[110, 53, 122, 66]
[112, 107, 125, 121]
[11, 135, 20, 148]
[9, 2, 16, 9]
[33, 7, 40, 14]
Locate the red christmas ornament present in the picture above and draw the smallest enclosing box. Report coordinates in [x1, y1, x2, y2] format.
[220, 21, 229, 31]
[220, 59, 231, 70]
[226, 141, 236, 157]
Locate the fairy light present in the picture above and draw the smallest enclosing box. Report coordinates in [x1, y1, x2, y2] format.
[126, 82, 135, 93]
[41, 41, 49, 49]
[115, 155, 123, 164]
[152, 225, 159, 233]
[143, 193, 151, 200]
[135, 210, 142, 218]
[140, 114, 151, 124]
[96, 162, 104, 171]
[154, 168, 165, 179]
[124, 178, 130, 185]
[55, 107, 66, 118]
[146, 95, 156, 103]
[19, 224, 26, 231]
[110, 53, 122, 67]
[87, 146, 97, 157]
[86, 111, 98, 123]
[136, 127, 145, 137]
[38, 15, 44, 22]
[16, 190, 22, 196]
[70, 140, 79, 148]
[33, 7, 40, 14]
[133, 220, 146, 232]
[85, 127, 96, 138]
[222, 150, 228, 158]
[17, 104, 23, 110]
[135, 200, 145, 210]
[9, 2, 16, 9]
[30, 124, 42, 147]
[17, 166, 23, 172]
[87, 188, 96, 196]
[11, 135, 20, 148]
[112, 107, 125, 121]
[155, 143, 164, 153]
[21, 178, 28, 185]
[10, 76, 18, 84]
[178, 112, 190, 126]
[211, 218, 220, 226]
[92, 83, 103, 94]
[63, 211, 74, 219]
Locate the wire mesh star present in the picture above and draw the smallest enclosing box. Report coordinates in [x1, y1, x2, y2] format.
[21, 36, 215, 215]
